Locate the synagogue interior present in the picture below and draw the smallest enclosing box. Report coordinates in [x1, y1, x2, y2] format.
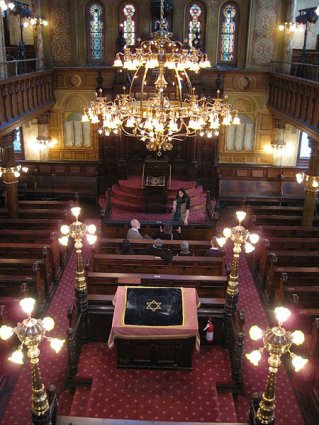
[0, 0, 319, 424]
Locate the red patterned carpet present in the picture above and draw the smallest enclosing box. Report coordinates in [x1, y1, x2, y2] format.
[0, 219, 306, 424]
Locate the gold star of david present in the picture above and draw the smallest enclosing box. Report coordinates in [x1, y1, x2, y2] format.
[146, 299, 161, 312]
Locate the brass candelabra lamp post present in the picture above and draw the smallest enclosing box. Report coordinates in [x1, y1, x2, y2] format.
[246, 306, 308, 425]
[0, 297, 64, 425]
[217, 210, 259, 347]
[59, 206, 97, 342]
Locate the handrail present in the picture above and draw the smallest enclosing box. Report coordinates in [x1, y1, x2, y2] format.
[271, 60, 319, 83]
[0, 58, 39, 80]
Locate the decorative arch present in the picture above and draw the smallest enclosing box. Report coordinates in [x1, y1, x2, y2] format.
[63, 94, 93, 148]
[86, 1, 105, 64]
[119, 2, 138, 47]
[185, 2, 206, 50]
[225, 96, 256, 152]
[217, 1, 239, 66]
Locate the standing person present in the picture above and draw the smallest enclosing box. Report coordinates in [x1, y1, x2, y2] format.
[127, 219, 143, 239]
[172, 188, 190, 225]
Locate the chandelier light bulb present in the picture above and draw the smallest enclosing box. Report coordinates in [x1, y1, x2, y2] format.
[223, 227, 232, 238]
[60, 224, 70, 235]
[236, 210, 246, 223]
[296, 173, 304, 184]
[0, 325, 14, 340]
[58, 236, 69, 247]
[8, 2, 15, 10]
[50, 338, 65, 353]
[249, 233, 260, 245]
[20, 297, 36, 315]
[291, 330, 305, 345]
[9, 349, 24, 365]
[14, 171, 20, 178]
[86, 224, 97, 235]
[0, 1, 7, 11]
[42, 316, 55, 332]
[216, 236, 226, 247]
[87, 234, 97, 245]
[246, 350, 262, 366]
[245, 242, 255, 253]
[278, 24, 285, 31]
[71, 207, 81, 219]
[249, 325, 263, 341]
[312, 179, 319, 188]
[82, 113, 89, 123]
[274, 306, 291, 324]
[291, 354, 308, 372]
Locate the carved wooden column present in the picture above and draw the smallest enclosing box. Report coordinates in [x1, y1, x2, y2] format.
[0, 12, 7, 78]
[0, 131, 19, 218]
[32, 0, 45, 69]
[302, 138, 319, 227]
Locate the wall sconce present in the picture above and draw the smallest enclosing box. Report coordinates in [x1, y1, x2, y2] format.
[30, 17, 48, 27]
[296, 172, 319, 189]
[278, 21, 298, 32]
[0, 164, 28, 180]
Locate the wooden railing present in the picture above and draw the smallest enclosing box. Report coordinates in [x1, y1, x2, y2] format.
[0, 70, 56, 138]
[268, 73, 319, 141]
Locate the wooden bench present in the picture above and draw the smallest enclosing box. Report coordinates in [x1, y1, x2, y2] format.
[265, 265, 319, 303]
[0, 243, 56, 292]
[253, 237, 319, 284]
[0, 218, 62, 230]
[259, 225, 319, 239]
[18, 200, 74, 209]
[102, 220, 215, 241]
[95, 238, 213, 256]
[90, 254, 226, 276]
[253, 215, 319, 227]
[0, 259, 46, 311]
[86, 271, 227, 297]
[0, 208, 68, 220]
[250, 205, 304, 216]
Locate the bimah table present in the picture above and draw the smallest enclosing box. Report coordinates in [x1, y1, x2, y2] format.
[108, 286, 200, 370]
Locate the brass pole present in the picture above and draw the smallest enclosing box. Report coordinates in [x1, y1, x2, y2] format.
[75, 239, 89, 343]
[256, 355, 279, 425]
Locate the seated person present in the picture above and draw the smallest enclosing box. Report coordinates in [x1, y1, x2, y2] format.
[145, 238, 173, 263]
[177, 241, 193, 256]
[126, 219, 143, 240]
[116, 239, 134, 255]
[152, 224, 181, 240]
[204, 237, 223, 257]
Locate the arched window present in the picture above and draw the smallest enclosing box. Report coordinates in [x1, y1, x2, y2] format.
[186, 2, 206, 50]
[87, 2, 105, 63]
[120, 3, 136, 47]
[218, 2, 239, 66]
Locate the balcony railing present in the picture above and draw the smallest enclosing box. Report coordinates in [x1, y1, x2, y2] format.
[0, 58, 39, 80]
[271, 61, 319, 83]
[0, 69, 56, 137]
[268, 71, 319, 140]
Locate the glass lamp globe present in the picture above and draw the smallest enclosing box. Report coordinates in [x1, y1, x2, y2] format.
[20, 297, 36, 315]
[274, 306, 291, 324]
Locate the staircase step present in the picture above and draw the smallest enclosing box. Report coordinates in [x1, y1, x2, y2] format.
[58, 389, 74, 416]
[69, 384, 92, 417]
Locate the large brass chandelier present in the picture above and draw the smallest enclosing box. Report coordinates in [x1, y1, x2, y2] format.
[82, 0, 240, 155]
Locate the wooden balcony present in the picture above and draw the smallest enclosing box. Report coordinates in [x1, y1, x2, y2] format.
[268, 71, 319, 141]
[0, 70, 56, 138]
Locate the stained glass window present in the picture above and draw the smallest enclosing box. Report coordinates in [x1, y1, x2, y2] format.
[13, 128, 22, 152]
[218, 2, 239, 65]
[88, 2, 104, 63]
[122, 4, 136, 46]
[188, 3, 202, 49]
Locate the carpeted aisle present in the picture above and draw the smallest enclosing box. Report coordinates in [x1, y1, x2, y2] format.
[233, 250, 304, 425]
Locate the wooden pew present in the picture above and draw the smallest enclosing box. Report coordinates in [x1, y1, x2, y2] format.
[0, 230, 66, 275]
[0, 208, 68, 220]
[18, 200, 74, 209]
[253, 215, 319, 227]
[90, 254, 226, 276]
[0, 218, 62, 230]
[0, 243, 55, 292]
[102, 220, 215, 240]
[95, 238, 213, 256]
[259, 225, 319, 239]
[250, 205, 304, 216]
[86, 271, 227, 297]
[0, 259, 46, 311]
[264, 265, 319, 302]
[254, 237, 319, 284]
